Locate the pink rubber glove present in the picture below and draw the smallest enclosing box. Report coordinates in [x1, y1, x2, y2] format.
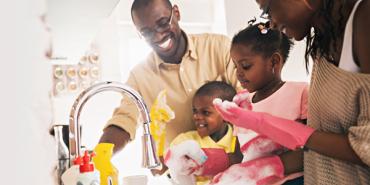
[164, 142, 230, 176]
[209, 155, 285, 185]
[164, 140, 207, 175]
[164, 140, 207, 185]
[194, 148, 230, 177]
[232, 89, 252, 110]
[231, 90, 252, 136]
[164, 141, 230, 184]
[213, 98, 314, 150]
[240, 135, 284, 161]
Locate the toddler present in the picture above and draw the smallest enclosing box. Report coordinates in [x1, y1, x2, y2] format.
[165, 81, 242, 185]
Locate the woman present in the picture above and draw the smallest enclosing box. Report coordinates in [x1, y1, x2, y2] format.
[213, 0, 370, 184]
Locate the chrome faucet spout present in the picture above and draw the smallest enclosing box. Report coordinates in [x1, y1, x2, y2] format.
[68, 81, 159, 168]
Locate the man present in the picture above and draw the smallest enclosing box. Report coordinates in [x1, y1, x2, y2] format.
[98, 0, 238, 174]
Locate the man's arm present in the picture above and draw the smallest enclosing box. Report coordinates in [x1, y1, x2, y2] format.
[99, 75, 140, 154]
[99, 125, 131, 154]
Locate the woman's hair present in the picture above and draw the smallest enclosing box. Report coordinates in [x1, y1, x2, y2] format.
[194, 81, 236, 102]
[305, 0, 346, 71]
[232, 22, 293, 64]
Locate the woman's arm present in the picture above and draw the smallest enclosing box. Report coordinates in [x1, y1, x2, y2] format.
[280, 131, 366, 174]
[279, 149, 303, 175]
[307, 2, 370, 164]
[354, 0, 370, 73]
[305, 131, 365, 165]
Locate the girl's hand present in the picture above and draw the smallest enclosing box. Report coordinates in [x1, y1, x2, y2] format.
[232, 89, 252, 110]
[213, 98, 315, 150]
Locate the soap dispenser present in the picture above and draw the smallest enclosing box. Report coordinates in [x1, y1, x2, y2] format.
[76, 151, 100, 185]
[61, 156, 82, 185]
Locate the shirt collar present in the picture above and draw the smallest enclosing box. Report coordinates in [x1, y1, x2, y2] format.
[185, 31, 198, 61]
[216, 124, 235, 151]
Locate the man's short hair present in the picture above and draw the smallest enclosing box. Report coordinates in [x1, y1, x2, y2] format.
[131, 0, 172, 19]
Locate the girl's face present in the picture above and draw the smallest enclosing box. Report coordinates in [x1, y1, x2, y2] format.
[256, 0, 315, 41]
[231, 44, 274, 92]
[192, 95, 227, 138]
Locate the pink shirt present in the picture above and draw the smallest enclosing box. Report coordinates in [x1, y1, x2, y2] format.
[237, 81, 308, 184]
[249, 81, 308, 120]
[238, 81, 309, 152]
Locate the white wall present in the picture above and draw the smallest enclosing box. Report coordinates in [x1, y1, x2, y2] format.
[2, 0, 56, 184]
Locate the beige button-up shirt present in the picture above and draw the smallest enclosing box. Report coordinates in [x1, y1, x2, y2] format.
[106, 32, 239, 148]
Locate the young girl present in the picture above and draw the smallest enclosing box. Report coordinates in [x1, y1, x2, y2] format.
[165, 81, 242, 185]
[215, 0, 370, 185]
[211, 22, 308, 185]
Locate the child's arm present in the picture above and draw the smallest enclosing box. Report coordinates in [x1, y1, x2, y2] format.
[228, 137, 243, 166]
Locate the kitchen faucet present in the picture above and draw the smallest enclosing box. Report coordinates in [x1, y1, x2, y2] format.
[68, 81, 160, 169]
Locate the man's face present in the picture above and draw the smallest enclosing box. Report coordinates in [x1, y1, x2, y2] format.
[132, 1, 182, 59]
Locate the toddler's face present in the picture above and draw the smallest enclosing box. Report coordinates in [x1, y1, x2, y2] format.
[231, 44, 274, 93]
[192, 95, 226, 138]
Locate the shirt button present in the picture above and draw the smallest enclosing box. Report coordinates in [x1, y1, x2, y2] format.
[180, 67, 184, 72]
[188, 88, 192, 92]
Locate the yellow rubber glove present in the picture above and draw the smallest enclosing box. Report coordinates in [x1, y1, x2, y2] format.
[93, 143, 119, 185]
[150, 90, 175, 157]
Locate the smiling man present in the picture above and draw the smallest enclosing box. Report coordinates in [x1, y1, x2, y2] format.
[97, 0, 239, 176]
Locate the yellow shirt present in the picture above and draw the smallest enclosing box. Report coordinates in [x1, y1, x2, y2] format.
[170, 124, 236, 185]
[106, 32, 239, 147]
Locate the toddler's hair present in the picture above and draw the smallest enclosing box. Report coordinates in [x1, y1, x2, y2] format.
[194, 81, 236, 102]
[232, 22, 293, 64]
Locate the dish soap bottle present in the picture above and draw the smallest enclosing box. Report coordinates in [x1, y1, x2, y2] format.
[93, 143, 119, 185]
[61, 156, 83, 185]
[76, 151, 100, 185]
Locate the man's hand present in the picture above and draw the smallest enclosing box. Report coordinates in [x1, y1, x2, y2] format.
[99, 125, 131, 154]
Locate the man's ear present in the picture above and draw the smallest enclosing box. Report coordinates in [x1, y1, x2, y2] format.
[173, 5, 180, 21]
